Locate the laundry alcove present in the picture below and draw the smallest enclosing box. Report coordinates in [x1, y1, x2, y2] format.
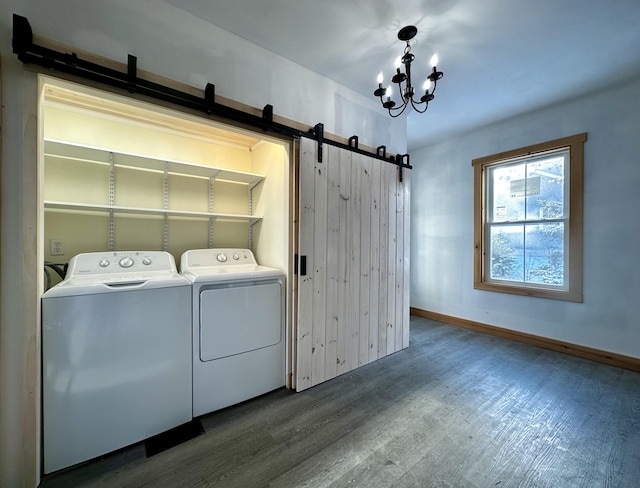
[41, 77, 291, 281]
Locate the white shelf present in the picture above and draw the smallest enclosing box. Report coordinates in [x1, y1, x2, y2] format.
[44, 139, 265, 251]
[44, 139, 265, 188]
[44, 201, 262, 225]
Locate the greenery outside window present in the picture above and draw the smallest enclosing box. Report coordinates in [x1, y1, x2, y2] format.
[472, 133, 586, 302]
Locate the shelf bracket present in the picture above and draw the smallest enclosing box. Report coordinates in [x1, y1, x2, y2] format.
[162, 162, 169, 251]
[108, 152, 115, 251]
[208, 176, 215, 248]
[248, 184, 254, 251]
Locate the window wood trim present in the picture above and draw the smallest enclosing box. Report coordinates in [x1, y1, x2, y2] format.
[472, 133, 587, 302]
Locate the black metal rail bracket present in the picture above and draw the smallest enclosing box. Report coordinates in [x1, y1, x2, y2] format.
[397, 154, 410, 182]
[127, 54, 137, 93]
[262, 104, 273, 124]
[11, 14, 412, 172]
[204, 83, 215, 114]
[312, 123, 324, 162]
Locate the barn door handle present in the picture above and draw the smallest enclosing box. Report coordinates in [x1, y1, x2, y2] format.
[295, 254, 307, 276]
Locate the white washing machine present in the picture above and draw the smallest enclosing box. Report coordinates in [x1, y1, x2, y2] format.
[41, 251, 192, 474]
[180, 248, 285, 417]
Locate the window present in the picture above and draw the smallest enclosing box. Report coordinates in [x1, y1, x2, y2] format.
[472, 133, 586, 302]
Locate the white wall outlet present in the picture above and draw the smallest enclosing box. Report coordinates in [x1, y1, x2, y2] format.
[50, 239, 64, 256]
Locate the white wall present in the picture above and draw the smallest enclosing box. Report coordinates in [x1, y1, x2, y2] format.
[0, 2, 406, 486]
[251, 142, 290, 271]
[410, 76, 640, 359]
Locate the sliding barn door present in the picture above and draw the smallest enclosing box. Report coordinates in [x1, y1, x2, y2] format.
[295, 138, 410, 391]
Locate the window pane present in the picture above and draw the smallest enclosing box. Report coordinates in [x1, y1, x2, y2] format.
[525, 153, 566, 220]
[489, 225, 523, 281]
[524, 223, 565, 285]
[488, 163, 525, 222]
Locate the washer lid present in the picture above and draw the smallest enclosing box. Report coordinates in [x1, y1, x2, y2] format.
[41, 273, 191, 298]
[42, 251, 189, 297]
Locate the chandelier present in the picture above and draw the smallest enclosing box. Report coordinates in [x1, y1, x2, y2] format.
[374, 25, 443, 118]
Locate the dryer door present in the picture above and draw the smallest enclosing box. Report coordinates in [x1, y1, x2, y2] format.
[199, 280, 283, 361]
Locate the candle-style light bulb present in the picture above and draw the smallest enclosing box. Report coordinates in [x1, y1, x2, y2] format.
[394, 56, 402, 70]
[386, 85, 393, 99]
[430, 53, 439, 68]
[423, 78, 432, 93]
[377, 72, 384, 85]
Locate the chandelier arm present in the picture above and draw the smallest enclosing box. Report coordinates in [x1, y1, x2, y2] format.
[410, 98, 423, 111]
[387, 100, 410, 118]
[388, 106, 407, 118]
[409, 92, 428, 107]
[409, 98, 430, 113]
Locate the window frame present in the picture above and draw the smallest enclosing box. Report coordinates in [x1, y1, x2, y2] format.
[472, 133, 587, 302]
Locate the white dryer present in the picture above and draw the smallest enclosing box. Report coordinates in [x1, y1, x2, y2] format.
[180, 248, 285, 417]
[41, 251, 192, 474]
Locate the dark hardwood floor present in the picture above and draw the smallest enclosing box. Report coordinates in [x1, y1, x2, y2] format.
[40, 316, 640, 487]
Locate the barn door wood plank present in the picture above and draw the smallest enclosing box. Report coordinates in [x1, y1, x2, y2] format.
[336, 148, 351, 375]
[358, 157, 372, 367]
[377, 162, 389, 359]
[311, 142, 328, 386]
[386, 163, 397, 355]
[295, 138, 315, 390]
[402, 173, 411, 349]
[369, 159, 381, 362]
[395, 169, 405, 353]
[348, 154, 362, 371]
[324, 145, 341, 380]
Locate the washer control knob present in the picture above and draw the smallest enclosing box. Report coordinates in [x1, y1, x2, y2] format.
[99, 259, 110, 268]
[119, 256, 134, 268]
[233, 253, 240, 260]
[216, 253, 227, 263]
[142, 258, 152, 265]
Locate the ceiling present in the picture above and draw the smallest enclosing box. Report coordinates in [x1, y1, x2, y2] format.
[163, 0, 640, 150]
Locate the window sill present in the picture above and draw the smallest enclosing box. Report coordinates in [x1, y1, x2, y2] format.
[474, 281, 583, 302]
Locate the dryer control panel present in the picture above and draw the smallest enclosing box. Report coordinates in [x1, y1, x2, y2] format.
[182, 249, 257, 268]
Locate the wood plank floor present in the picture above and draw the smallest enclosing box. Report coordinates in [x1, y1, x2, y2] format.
[40, 316, 640, 488]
